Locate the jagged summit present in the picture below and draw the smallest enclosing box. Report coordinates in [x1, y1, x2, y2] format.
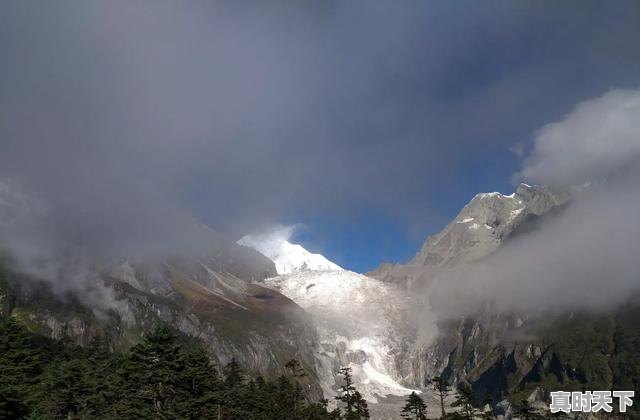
[238, 226, 342, 275]
[369, 183, 573, 285]
[414, 183, 572, 266]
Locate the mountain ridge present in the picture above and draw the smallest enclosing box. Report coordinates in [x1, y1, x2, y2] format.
[238, 227, 343, 274]
[368, 183, 574, 289]
[3, 179, 640, 418]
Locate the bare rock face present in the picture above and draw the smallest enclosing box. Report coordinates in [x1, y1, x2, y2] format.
[0, 179, 326, 397]
[0, 195, 326, 399]
[368, 183, 572, 289]
[367, 182, 640, 418]
[6, 177, 637, 418]
[367, 183, 591, 413]
[0, 255, 326, 398]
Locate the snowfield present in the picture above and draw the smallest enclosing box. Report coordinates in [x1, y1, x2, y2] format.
[239, 225, 419, 405]
[264, 269, 418, 403]
[238, 229, 342, 274]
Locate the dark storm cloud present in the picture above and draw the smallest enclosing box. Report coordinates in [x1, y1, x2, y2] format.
[1, 0, 639, 249]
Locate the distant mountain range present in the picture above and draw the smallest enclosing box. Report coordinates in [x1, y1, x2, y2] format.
[1, 179, 639, 419]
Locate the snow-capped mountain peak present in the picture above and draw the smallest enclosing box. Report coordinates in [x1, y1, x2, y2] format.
[239, 224, 419, 411]
[237, 225, 342, 275]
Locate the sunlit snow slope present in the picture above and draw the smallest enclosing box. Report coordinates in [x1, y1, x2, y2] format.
[264, 270, 418, 403]
[238, 226, 342, 274]
[238, 226, 418, 404]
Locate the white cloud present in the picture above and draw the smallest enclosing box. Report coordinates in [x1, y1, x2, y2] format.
[519, 88, 640, 185]
[238, 224, 300, 251]
[238, 224, 342, 274]
[428, 89, 640, 316]
[429, 179, 640, 315]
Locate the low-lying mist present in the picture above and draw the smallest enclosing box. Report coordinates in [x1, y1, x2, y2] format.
[1, 1, 640, 325]
[428, 88, 640, 318]
[429, 175, 640, 317]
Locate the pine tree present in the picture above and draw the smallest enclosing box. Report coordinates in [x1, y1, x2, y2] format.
[306, 398, 341, 420]
[115, 325, 187, 418]
[0, 318, 340, 420]
[335, 367, 357, 415]
[224, 357, 244, 387]
[243, 378, 271, 420]
[429, 376, 450, 420]
[401, 391, 428, 420]
[451, 385, 477, 419]
[251, 375, 274, 418]
[36, 357, 100, 418]
[512, 399, 544, 420]
[0, 318, 49, 419]
[283, 358, 307, 415]
[335, 367, 369, 420]
[352, 390, 369, 420]
[177, 346, 221, 418]
[79, 336, 121, 417]
[220, 357, 250, 419]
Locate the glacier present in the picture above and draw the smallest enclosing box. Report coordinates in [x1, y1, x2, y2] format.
[238, 227, 420, 408]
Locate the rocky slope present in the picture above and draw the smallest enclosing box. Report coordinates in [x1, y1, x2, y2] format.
[371, 182, 640, 417]
[0, 181, 326, 397]
[367, 183, 578, 393]
[4, 177, 640, 418]
[1, 254, 326, 379]
[239, 233, 423, 419]
[0, 254, 326, 397]
[369, 183, 573, 289]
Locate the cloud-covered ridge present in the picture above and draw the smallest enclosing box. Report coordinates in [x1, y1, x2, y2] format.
[431, 88, 640, 315]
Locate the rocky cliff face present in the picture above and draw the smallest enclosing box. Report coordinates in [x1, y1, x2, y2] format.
[414, 301, 640, 417]
[4, 178, 639, 418]
[246, 181, 617, 419]
[0, 238, 325, 398]
[0, 179, 325, 393]
[369, 183, 573, 290]
[237, 230, 425, 419]
[371, 182, 640, 417]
